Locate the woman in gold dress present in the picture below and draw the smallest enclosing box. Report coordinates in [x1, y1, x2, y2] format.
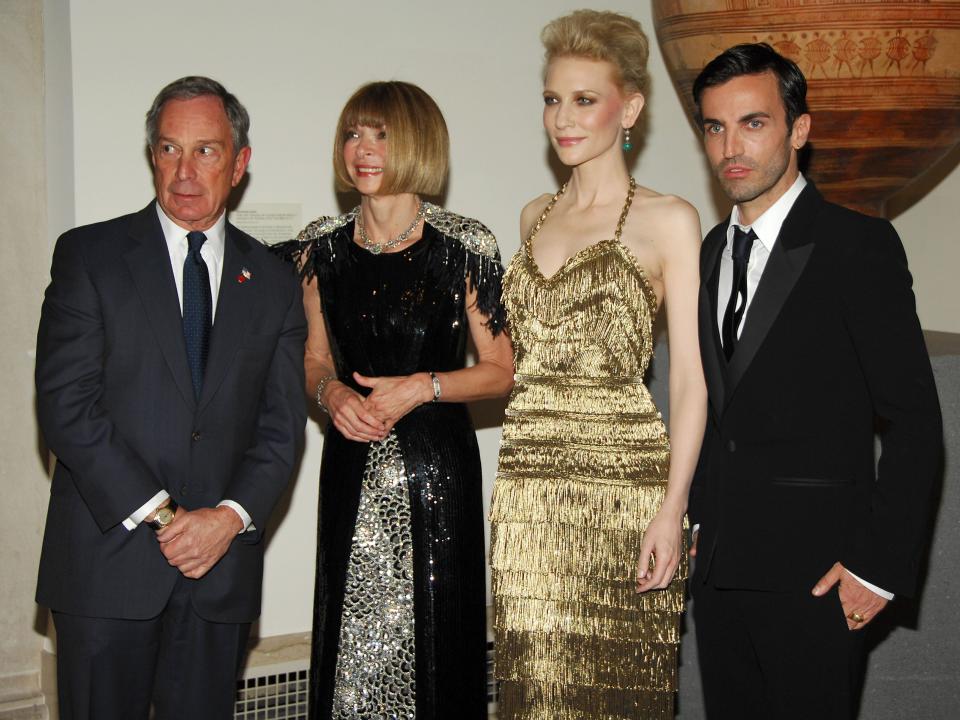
[490, 10, 707, 718]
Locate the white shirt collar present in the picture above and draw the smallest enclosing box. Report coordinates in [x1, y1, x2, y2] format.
[155, 202, 227, 263]
[729, 173, 807, 253]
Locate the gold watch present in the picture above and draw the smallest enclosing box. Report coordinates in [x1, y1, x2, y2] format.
[146, 498, 178, 531]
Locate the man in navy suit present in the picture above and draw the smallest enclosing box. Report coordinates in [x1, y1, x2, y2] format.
[35, 76, 306, 720]
[688, 45, 942, 719]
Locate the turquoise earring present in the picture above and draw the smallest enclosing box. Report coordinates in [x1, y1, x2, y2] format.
[623, 127, 633, 152]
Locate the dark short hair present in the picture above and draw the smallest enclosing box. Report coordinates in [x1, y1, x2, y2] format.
[692, 43, 808, 129]
[145, 76, 250, 151]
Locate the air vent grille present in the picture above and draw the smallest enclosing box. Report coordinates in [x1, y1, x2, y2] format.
[234, 662, 309, 719]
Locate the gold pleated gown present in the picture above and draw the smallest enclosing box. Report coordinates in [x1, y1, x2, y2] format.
[490, 183, 687, 719]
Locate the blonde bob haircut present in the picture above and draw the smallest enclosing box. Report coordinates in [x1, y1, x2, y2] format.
[333, 81, 449, 196]
[541, 9, 650, 97]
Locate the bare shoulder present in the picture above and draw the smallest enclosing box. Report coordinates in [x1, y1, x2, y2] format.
[519, 193, 554, 238]
[635, 190, 701, 245]
[633, 188, 699, 227]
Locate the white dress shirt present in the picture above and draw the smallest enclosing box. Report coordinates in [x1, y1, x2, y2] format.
[711, 174, 892, 601]
[158, 203, 226, 319]
[121, 204, 252, 533]
[715, 174, 807, 338]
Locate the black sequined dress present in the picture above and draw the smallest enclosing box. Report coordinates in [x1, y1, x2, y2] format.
[273, 204, 505, 719]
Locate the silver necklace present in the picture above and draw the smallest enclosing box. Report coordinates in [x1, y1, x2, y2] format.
[357, 200, 426, 255]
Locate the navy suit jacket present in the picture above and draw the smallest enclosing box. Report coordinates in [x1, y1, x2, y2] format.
[690, 183, 942, 598]
[35, 202, 307, 623]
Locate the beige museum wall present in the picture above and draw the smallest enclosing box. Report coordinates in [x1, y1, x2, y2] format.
[5, 0, 958, 710]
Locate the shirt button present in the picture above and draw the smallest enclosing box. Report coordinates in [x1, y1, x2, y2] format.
[180, 485, 188, 495]
[191, 431, 202, 441]
[727, 440, 736, 452]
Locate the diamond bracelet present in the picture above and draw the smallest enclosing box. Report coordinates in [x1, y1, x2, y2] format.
[316, 374, 337, 412]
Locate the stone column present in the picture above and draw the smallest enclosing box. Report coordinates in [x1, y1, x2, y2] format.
[0, 1, 66, 718]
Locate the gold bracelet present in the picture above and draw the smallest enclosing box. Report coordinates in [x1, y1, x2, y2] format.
[316, 374, 337, 412]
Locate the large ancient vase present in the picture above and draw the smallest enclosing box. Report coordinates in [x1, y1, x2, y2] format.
[652, 0, 960, 216]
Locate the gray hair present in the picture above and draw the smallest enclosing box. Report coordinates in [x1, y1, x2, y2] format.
[145, 76, 250, 151]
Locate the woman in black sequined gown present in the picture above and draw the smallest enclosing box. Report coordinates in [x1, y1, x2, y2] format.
[273, 81, 513, 719]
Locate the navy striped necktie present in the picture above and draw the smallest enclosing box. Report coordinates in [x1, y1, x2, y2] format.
[183, 231, 211, 399]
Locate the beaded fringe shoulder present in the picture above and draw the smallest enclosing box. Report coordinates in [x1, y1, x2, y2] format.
[268, 203, 506, 336]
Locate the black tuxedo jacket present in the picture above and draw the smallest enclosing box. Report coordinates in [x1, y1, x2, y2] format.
[35, 202, 307, 623]
[690, 183, 942, 597]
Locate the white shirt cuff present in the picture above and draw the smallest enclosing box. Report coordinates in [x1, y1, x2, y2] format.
[122, 490, 170, 531]
[218, 500, 255, 533]
[847, 570, 894, 601]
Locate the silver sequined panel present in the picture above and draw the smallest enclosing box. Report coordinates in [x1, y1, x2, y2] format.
[297, 210, 357, 242]
[422, 203, 499, 260]
[332, 432, 417, 719]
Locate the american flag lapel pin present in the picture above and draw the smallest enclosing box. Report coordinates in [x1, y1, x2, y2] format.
[237, 267, 252, 284]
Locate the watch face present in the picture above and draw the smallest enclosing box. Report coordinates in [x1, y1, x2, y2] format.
[156, 507, 175, 527]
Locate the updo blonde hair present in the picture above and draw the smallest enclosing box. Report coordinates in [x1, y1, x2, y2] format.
[541, 9, 650, 97]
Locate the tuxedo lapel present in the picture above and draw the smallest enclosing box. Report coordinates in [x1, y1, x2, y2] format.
[123, 203, 197, 410]
[699, 224, 727, 419]
[199, 224, 256, 412]
[724, 184, 822, 404]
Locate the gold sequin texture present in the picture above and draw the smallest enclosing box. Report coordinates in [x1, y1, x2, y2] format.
[490, 184, 688, 719]
[332, 432, 416, 719]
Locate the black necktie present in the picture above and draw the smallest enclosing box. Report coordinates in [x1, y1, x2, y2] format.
[721, 226, 757, 361]
[183, 231, 212, 399]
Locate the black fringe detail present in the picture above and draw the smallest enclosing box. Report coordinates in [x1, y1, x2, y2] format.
[268, 232, 334, 284]
[267, 237, 308, 269]
[465, 248, 507, 337]
[270, 221, 507, 337]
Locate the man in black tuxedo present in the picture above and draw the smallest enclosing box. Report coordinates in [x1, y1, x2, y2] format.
[35, 76, 306, 720]
[687, 44, 942, 718]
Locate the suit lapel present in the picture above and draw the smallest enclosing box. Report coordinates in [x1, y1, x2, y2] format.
[699, 223, 727, 419]
[123, 203, 197, 410]
[199, 223, 255, 413]
[724, 184, 822, 404]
